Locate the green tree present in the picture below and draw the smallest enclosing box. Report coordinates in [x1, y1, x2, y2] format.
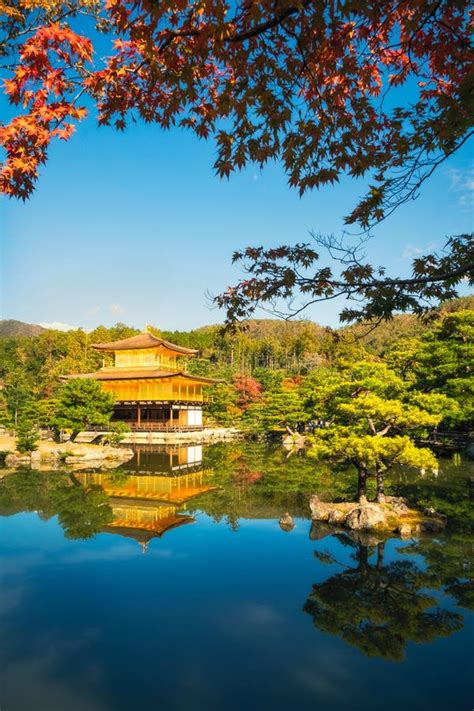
[218, 234, 473, 327]
[50, 379, 115, 440]
[307, 360, 451, 503]
[15, 419, 40, 454]
[2, 371, 36, 427]
[243, 390, 310, 435]
[414, 310, 474, 428]
[206, 383, 240, 427]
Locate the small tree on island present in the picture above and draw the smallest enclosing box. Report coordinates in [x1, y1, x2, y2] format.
[307, 360, 456, 504]
[50, 379, 115, 441]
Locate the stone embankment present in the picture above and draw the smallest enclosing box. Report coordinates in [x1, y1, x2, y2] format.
[1, 438, 133, 471]
[75, 427, 242, 445]
[309, 494, 447, 538]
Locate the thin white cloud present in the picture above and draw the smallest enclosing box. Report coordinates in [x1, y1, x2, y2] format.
[109, 303, 124, 315]
[399, 241, 437, 262]
[446, 167, 462, 189]
[446, 166, 474, 211]
[400, 245, 423, 261]
[39, 321, 77, 331]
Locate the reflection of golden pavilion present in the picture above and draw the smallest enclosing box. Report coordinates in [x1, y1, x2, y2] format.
[131, 444, 205, 475]
[101, 501, 195, 550]
[75, 446, 217, 550]
[78, 469, 216, 506]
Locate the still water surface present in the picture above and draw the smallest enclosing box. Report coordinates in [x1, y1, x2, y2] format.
[1, 443, 473, 711]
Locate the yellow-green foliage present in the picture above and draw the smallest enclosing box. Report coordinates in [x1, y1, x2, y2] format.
[307, 358, 445, 489]
[309, 431, 438, 473]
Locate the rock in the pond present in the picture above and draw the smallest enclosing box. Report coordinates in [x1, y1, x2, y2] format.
[308, 492, 448, 539]
[327, 508, 347, 525]
[345, 504, 387, 531]
[392, 503, 409, 515]
[398, 523, 414, 539]
[309, 494, 333, 522]
[385, 495, 409, 506]
[279, 513, 295, 532]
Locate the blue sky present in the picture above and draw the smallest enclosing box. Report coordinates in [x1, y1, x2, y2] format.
[1, 114, 472, 331]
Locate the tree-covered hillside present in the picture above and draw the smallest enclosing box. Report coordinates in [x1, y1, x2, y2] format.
[0, 299, 472, 442]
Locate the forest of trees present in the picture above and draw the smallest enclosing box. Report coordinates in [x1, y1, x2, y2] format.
[0, 297, 472, 438]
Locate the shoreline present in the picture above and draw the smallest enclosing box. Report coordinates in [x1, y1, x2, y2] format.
[74, 427, 242, 445]
[0, 434, 134, 471]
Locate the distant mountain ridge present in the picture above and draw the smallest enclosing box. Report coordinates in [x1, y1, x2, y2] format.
[1, 295, 472, 344]
[0, 320, 45, 337]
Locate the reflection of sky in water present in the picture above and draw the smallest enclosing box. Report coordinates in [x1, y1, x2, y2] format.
[0, 448, 473, 711]
[1, 513, 472, 711]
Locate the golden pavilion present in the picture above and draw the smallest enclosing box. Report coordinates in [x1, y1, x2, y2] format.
[64, 331, 219, 431]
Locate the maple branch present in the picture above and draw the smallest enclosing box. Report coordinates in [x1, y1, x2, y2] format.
[228, 0, 315, 42]
[434, 19, 470, 46]
[216, 233, 473, 326]
[156, 0, 315, 49]
[313, 262, 473, 291]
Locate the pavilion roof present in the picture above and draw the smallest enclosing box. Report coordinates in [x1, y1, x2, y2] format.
[91, 332, 198, 355]
[61, 369, 220, 383]
[102, 515, 195, 542]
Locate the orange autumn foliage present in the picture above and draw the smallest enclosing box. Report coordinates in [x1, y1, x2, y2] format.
[0, 1, 472, 225]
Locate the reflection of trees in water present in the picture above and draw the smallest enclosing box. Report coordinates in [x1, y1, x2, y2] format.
[194, 442, 355, 530]
[0, 470, 113, 539]
[201, 443, 474, 529]
[400, 534, 474, 610]
[388, 472, 474, 532]
[304, 527, 470, 661]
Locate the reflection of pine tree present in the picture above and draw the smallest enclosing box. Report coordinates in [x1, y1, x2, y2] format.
[304, 532, 464, 662]
[400, 534, 474, 611]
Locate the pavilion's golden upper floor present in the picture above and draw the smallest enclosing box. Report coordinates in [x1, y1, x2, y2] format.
[62, 332, 219, 402]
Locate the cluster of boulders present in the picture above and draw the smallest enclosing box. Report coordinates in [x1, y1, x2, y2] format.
[118, 427, 242, 445]
[309, 494, 447, 538]
[4, 443, 134, 470]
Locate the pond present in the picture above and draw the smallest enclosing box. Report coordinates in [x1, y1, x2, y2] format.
[0, 443, 473, 711]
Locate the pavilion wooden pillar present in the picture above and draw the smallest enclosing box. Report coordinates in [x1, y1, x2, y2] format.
[137, 406, 141, 428]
